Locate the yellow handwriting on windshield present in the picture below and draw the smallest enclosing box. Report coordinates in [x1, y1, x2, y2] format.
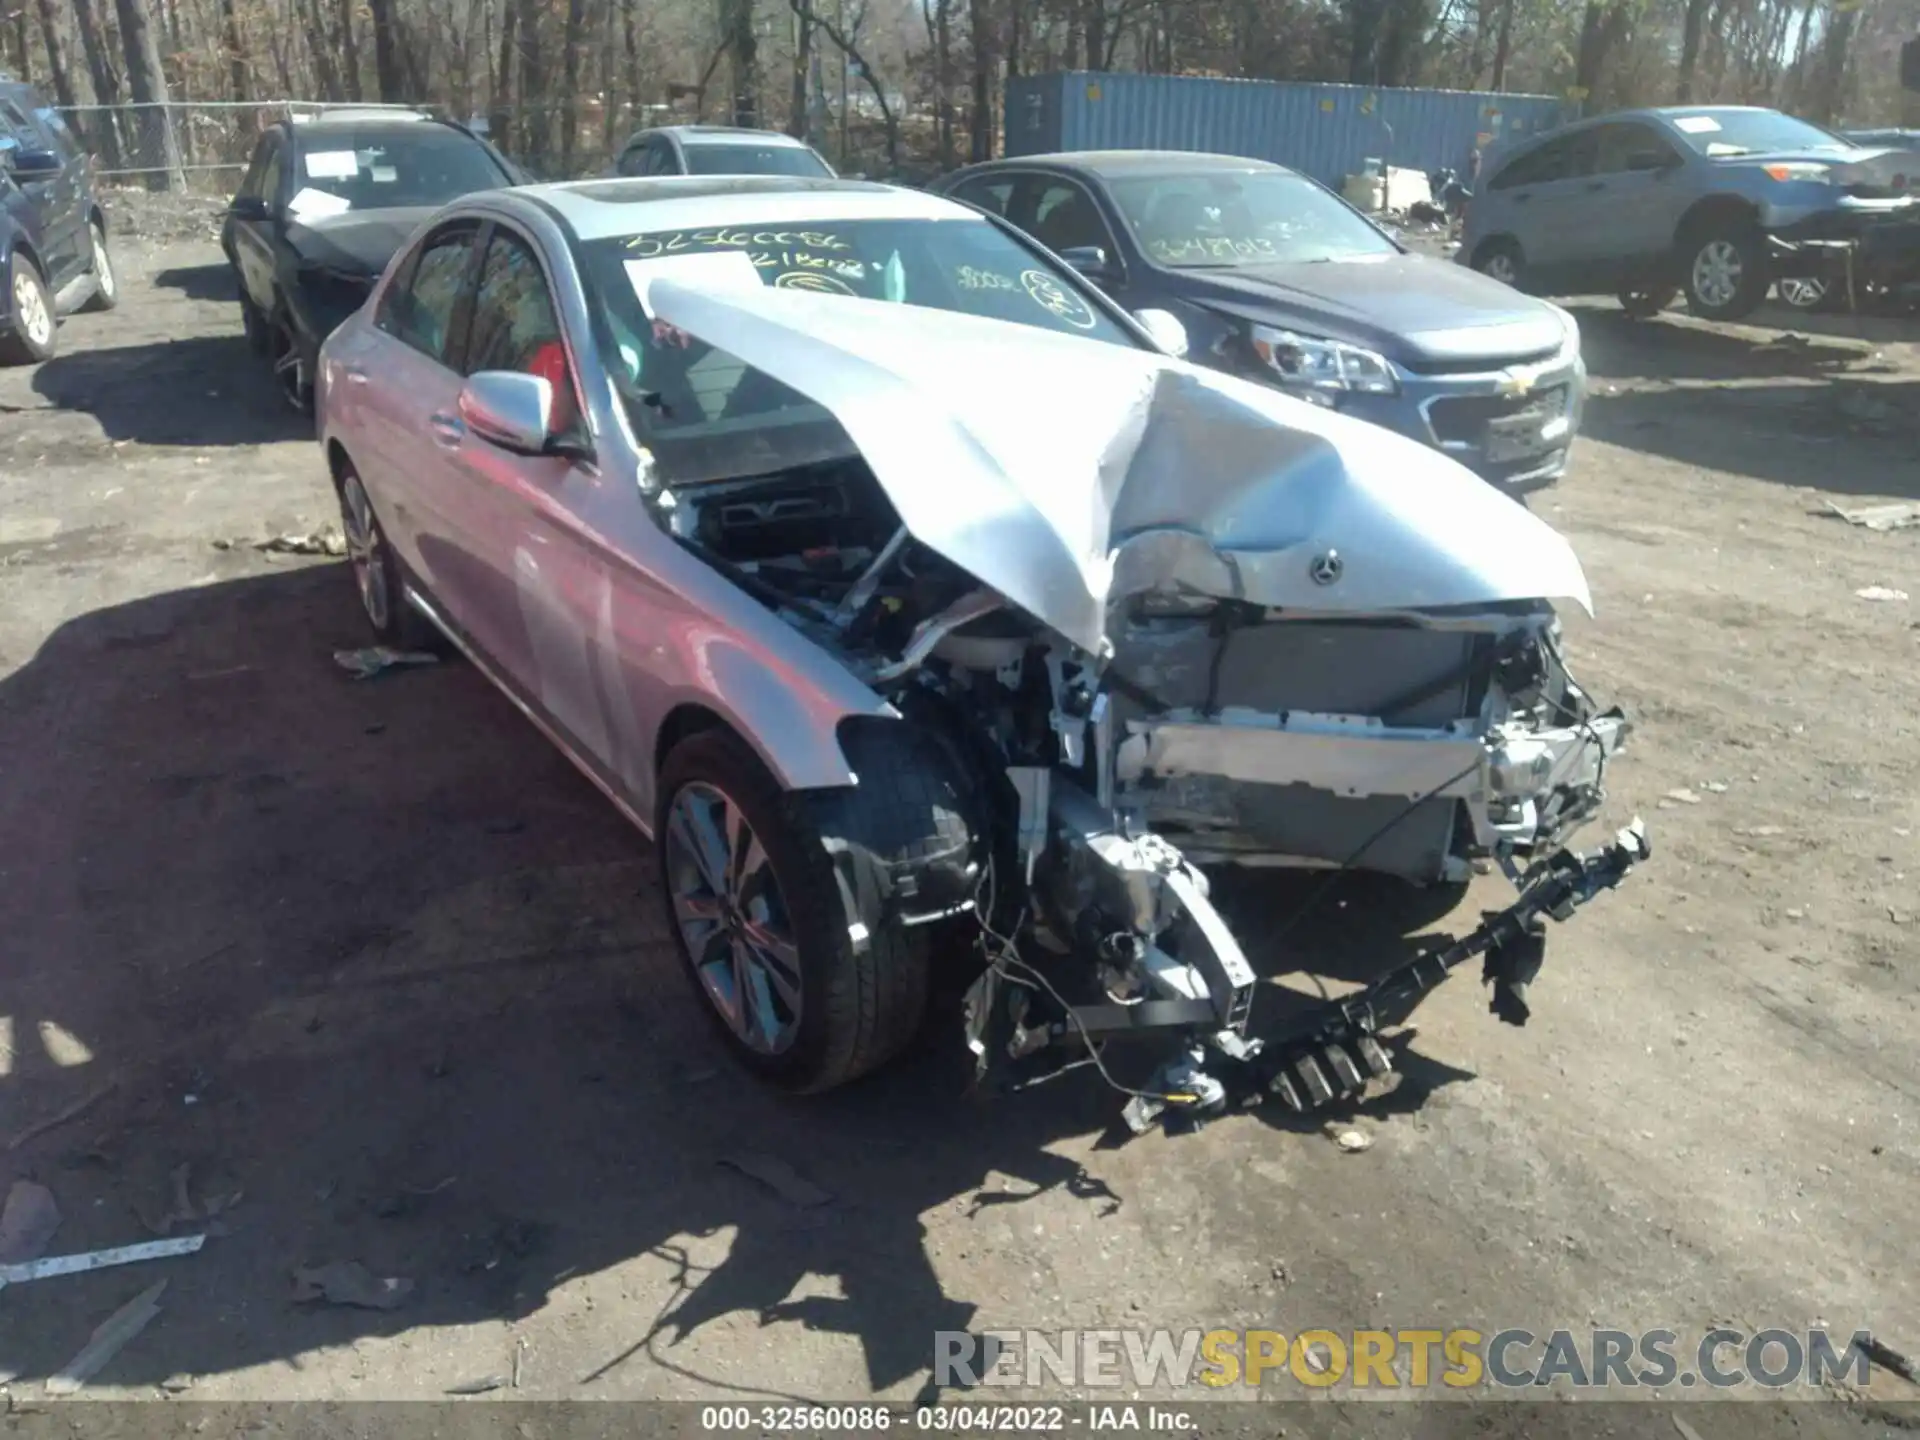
[1147, 235, 1278, 262]
[628, 229, 851, 259]
[955, 266, 1017, 291]
[1020, 269, 1097, 329]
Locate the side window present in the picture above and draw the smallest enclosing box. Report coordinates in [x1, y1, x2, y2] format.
[466, 228, 583, 439]
[1491, 133, 1594, 190]
[376, 223, 478, 365]
[237, 135, 276, 198]
[31, 107, 79, 160]
[1593, 122, 1681, 175]
[952, 177, 1014, 217]
[1028, 181, 1113, 255]
[616, 141, 648, 177]
[642, 141, 678, 176]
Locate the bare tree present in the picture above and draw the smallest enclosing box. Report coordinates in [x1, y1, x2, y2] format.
[32, 0, 80, 111]
[114, 0, 184, 187]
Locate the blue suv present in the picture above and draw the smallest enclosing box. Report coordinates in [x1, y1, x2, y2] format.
[1, 74, 117, 365]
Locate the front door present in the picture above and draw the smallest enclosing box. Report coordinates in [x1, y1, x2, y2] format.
[1, 99, 83, 286]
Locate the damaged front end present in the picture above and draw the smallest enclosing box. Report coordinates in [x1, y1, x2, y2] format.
[642, 280, 1652, 1131]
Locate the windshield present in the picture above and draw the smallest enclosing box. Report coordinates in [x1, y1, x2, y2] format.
[1108, 170, 1398, 267]
[577, 214, 1138, 482]
[287, 127, 510, 218]
[683, 143, 832, 178]
[1667, 109, 1849, 157]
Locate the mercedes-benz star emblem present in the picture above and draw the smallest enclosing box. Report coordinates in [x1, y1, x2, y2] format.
[1309, 549, 1343, 586]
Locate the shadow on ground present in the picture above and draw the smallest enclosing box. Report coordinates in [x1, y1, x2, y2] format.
[30, 334, 308, 449]
[0, 564, 1474, 1397]
[154, 263, 241, 304]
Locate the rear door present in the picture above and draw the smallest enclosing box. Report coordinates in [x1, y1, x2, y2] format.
[352, 219, 483, 607]
[1483, 128, 1599, 284]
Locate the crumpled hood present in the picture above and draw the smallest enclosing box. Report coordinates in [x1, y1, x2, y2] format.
[646, 281, 1592, 656]
[286, 206, 437, 275]
[1171, 252, 1569, 368]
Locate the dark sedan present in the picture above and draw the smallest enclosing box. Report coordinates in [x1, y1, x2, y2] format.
[222, 109, 520, 411]
[933, 151, 1588, 492]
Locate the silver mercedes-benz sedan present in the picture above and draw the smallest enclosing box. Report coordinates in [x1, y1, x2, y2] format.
[315, 175, 1647, 1128]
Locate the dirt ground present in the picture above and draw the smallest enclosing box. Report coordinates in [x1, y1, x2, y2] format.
[1, 206, 1917, 1434]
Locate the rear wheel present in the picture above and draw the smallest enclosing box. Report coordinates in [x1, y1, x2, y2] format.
[335, 460, 442, 650]
[0, 253, 56, 366]
[1473, 238, 1524, 289]
[1776, 276, 1831, 311]
[79, 220, 118, 313]
[656, 724, 966, 1094]
[1681, 221, 1770, 321]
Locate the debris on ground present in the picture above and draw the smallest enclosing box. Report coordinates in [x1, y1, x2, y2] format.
[1825, 500, 1920, 533]
[1660, 788, 1703, 808]
[137, 1162, 199, 1237]
[446, 1374, 510, 1395]
[158, 1373, 196, 1394]
[333, 647, 441, 680]
[8, 1079, 117, 1152]
[44, 1280, 169, 1396]
[719, 1152, 834, 1208]
[1672, 1415, 1706, 1440]
[0, 1181, 61, 1264]
[512, 1339, 526, 1388]
[1326, 1124, 1373, 1153]
[291, 1260, 414, 1310]
[215, 524, 347, 558]
[1855, 586, 1910, 603]
[0, 1234, 207, 1289]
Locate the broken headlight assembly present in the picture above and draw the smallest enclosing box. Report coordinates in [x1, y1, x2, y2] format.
[1249, 323, 1398, 403]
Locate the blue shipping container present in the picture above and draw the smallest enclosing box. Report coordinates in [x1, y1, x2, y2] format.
[1004, 71, 1570, 188]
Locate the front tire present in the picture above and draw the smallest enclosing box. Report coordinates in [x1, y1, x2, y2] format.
[0, 253, 56, 365]
[80, 220, 118, 313]
[656, 725, 967, 1094]
[1682, 221, 1770, 321]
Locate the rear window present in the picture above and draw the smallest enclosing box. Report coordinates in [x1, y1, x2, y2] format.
[682, 143, 833, 178]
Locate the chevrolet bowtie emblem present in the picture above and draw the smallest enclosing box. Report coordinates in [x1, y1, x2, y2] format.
[1496, 371, 1536, 398]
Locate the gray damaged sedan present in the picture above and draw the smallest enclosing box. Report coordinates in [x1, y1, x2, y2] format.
[316, 176, 1650, 1130]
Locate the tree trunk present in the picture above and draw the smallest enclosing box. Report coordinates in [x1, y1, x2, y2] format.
[622, 0, 638, 119]
[558, 0, 585, 175]
[490, 0, 517, 152]
[788, 5, 812, 137]
[967, 0, 992, 161]
[1572, 0, 1630, 99]
[1675, 0, 1712, 100]
[723, 0, 760, 126]
[600, 0, 618, 157]
[71, 0, 125, 167]
[113, 0, 181, 189]
[299, 0, 341, 99]
[366, 0, 405, 101]
[7, 12, 29, 81]
[1082, 0, 1106, 72]
[789, 0, 896, 171]
[516, 0, 550, 171]
[933, 0, 954, 167]
[1488, 0, 1516, 88]
[339, 0, 363, 99]
[32, 0, 79, 112]
[1810, 2, 1857, 124]
[220, 0, 247, 100]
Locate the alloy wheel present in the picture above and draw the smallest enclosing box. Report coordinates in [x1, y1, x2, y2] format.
[1691, 240, 1742, 310]
[1778, 277, 1827, 309]
[1483, 252, 1518, 286]
[272, 321, 307, 410]
[338, 473, 390, 631]
[13, 271, 51, 349]
[665, 781, 804, 1056]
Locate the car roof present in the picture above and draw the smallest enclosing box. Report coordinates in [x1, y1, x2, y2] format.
[647, 125, 815, 148]
[956, 149, 1288, 179]
[524, 175, 972, 241]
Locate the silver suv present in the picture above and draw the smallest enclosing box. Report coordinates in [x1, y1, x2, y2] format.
[1461, 106, 1919, 320]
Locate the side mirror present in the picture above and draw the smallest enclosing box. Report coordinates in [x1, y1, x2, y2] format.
[5, 146, 62, 178]
[1132, 307, 1189, 358]
[459, 370, 555, 455]
[228, 194, 273, 222]
[1059, 245, 1117, 285]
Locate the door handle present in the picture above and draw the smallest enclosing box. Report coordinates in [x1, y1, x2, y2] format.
[429, 411, 465, 446]
[344, 365, 369, 385]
